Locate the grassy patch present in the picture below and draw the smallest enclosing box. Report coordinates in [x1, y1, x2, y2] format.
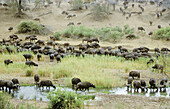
[25, 69, 34, 77]
[0, 52, 169, 88]
[0, 91, 38, 109]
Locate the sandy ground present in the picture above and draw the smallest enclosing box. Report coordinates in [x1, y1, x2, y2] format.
[0, 1, 170, 109]
[87, 94, 170, 109]
[0, 1, 170, 48]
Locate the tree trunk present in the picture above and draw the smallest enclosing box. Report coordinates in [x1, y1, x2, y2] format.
[18, 0, 22, 16]
[15, 0, 22, 17]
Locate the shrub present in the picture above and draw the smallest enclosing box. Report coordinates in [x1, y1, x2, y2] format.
[101, 27, 112, 33]
[91, 3, 110, 21]
[17, 21, 45, 34]
[109, 31, 123, 42]
[62, 26, 74, 38]
[56, 25, 135, 42]
[61, 26, 96, 39]
[112, 26, 123, 33]
[123, 25, 134, 35]
[54, 32, 61, 40]
[72, 0, 84, 10]
[47, 88, 84, 109]
[153, 27, 170, 40]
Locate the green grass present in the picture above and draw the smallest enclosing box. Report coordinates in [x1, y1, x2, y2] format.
[0, 91, 38, 109]
[0, 52, 169, 88]
[53, 56, 152, 88]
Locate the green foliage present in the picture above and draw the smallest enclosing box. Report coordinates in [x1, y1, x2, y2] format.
[99, 26, 123, 42]
[17, 21, 45, 34]
[112, 26, 123, 33]
[109, 31, 123, 42]
[54, 32, 61, 40]
[72, 0, 84, 10]
[123, 25, 134, 35]
[62, 26, 96, 39]
[153, 27, 170, 40]
[57, 25, 134, 42]
[47, 88, 84, 109]
[91, 3, 110, 21]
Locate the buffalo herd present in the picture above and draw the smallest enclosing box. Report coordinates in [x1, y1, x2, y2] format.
[0, 78, 19, 93]
[127, 74, 168, 92]
[0, 33, 169, 94]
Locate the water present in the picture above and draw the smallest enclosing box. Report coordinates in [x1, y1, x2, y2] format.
[12, 86, 170, 101]
[13, 86, 75, 101]
[104, 87, 170, 98]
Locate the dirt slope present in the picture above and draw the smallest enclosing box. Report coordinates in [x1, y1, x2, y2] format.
[0, 1, 170, 49]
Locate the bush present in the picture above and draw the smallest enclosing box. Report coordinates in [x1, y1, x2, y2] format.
[153, 27, 170, 40]
[47, 88, 84, 109]
[17, 21, 45, 34]
[91, 3, 110, 21]
[72, 0, 84, 10]
[112, 26, 123, 33]
[55, 25, 134, 42]
[62, 26, 96, 39]
[108, 31, 123, 42]
[54, 32, 61, 40]
[123, 25, 134, 35]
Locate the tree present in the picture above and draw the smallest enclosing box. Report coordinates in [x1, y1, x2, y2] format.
[5, 0, 28, 17]
[15, 0, 22, 17]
